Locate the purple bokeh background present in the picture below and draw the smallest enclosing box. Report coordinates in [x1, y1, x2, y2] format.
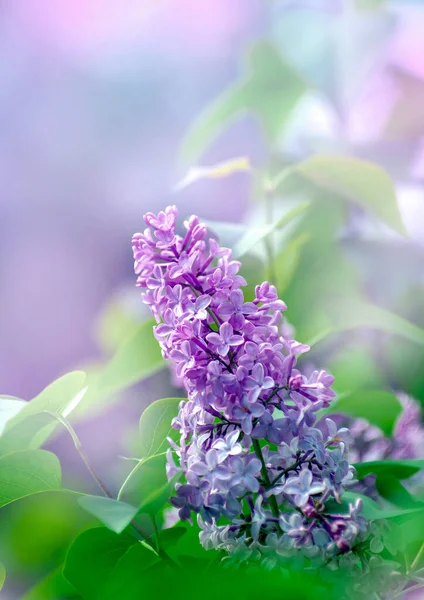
[1, 0, 424, 402]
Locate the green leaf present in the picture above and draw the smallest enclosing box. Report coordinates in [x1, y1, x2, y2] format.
[375, 475, 422, 509]
[0, 450, 61, 508]
[77, 496, 139, 534]
[139, 398, 182, 460]
[22, 566, 77, 600]
[290, 155, 406, 235]
[101, 543, 159, 600]
[63, 528, 137, 599]
[322, 389, 402, 436]
[118, 453, 178, 518]
[0, 372, 86, 455]
[175, 156, 251, 190]
[0, 396, 27, 435]
[233, 200, 310, 260]
[336, 492, 424, 521]
[0, 562, 5, 592]
[355, 459, 424, 481]
[308, 300, 424, 349]
[181, 40, 306, 162]
[80, 320, 165, 414]
[153, 526, 187, 550]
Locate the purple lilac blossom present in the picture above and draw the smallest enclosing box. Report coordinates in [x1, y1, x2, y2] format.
[132, 206, 367, 565]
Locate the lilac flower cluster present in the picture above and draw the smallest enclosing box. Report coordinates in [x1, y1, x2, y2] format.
[342, 393, 424, 465]
[132, 206, 366, 564]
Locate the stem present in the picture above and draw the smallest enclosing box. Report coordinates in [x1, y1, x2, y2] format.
[264, 189, 277, 287]
[389, 582, 424, 600]
[51, 413, 113, 498]
[51, 413, 178, 569]
[252, 438, 279, 518]
[411, 541, 424, 572]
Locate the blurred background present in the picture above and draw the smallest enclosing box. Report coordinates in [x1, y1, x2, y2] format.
[1, 0, 424, 596]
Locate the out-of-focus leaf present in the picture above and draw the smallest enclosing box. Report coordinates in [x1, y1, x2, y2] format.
[181, 40, 306, 162]
[354, 0, 385, 10]
[322, 390, 402, 436]
[274, 232, 309, 293]
[175, 156, 251, 190]
[153, 526, 187, 550]
[0, 450, 61, 508]
[0, 396, 27, 436]
[0, 372, 86, 455]
[0, 562, 5, 592]
[80, 320, 165, 414]
[139, 398, 182, 460]
[234, 200, 310, 260]
[102, 543, 159, 600]
[375, 475, 422, 509]
[94, 295, 141, 355]
[118, 453, 178, 518]
[334, 492, 424, 521]
[63, 528, 137, 599]
[77, 496, 139, 534]
[355, 459, 424, 480]
[308, 300, 424, 348]
[280, 155, 407, 235]
[329, 345, 383, 394]
[22, 566, 77, 600]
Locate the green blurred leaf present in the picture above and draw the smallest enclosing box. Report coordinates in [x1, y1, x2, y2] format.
[0, 562, 5, 592]
[80, 320, 165, 414]
[308, 300, 424, 348]
[22, 566, 78, 600]
[139, 398, 182, 460]
[175, 156, 251, 190]
[329, 345, 383, 394]
[118, 453, 178, 518]
[77, 496, 139, 534]
[94, 296, 141, 355]
[0, 397, 27, 436]
[153, 526, 187, 550]
[336, 492, 424, 521]
[0, 450, 61, 508]
[234, 200, 310, 260]
[355, 459, 424, 480]
[181, 40, 306, 162]
[102, 543, 159, 600]
[63, 528, 137, 599]
[281, 155, 406, 235]
[274, 232, 309, 293]
[322, 390, 402, 436]
[375, 475, 422, 509]
[0, 372, 86, 455]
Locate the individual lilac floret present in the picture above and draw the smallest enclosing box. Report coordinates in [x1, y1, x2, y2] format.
[132, 206, 365, 566]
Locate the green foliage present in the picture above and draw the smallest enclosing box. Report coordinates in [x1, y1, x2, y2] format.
[321, 389, 402, 436]
[0, 372, 86, 455]
[289, 155, 407, 236]
[118, 453, 179, 519]
[0, 396, 26, 435]
[138, 397, 182, 459]
[77, 496, 139, 534]
[355, 459, 424, 480]
[22, 567, 77, 600]
[63, 528, 138, 599]
[0, 450, 61, 508]
[180, 40, 306, 162]
[79, 320, 165, 416]
[0, 562, 5, 592]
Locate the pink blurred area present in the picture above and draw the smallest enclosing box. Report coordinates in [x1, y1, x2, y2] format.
[10, 0, 254, 62]
[0, 1, 262, 399]
[1, 2, 424, 400]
